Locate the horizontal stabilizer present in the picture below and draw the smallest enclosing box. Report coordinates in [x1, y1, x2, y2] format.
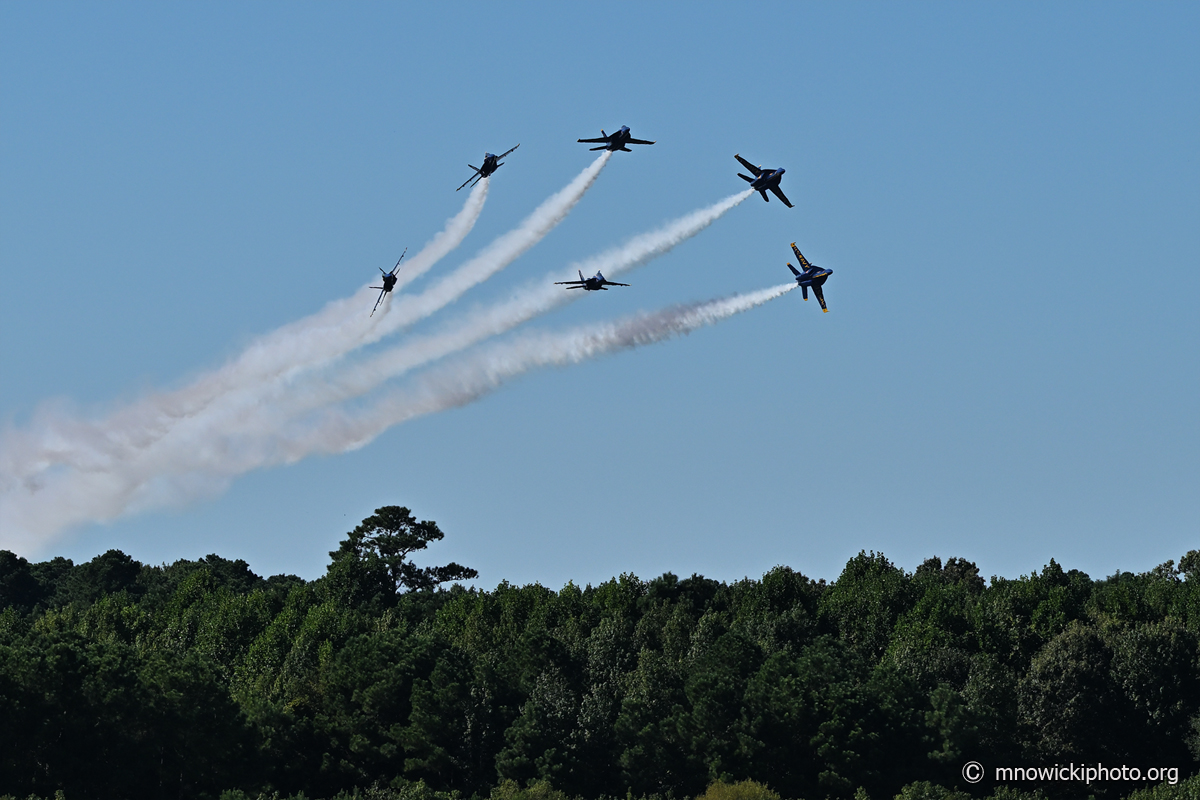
[737, 173, 754, 183]
[787, 263, 801, 277]
[590, 145, 608, 151]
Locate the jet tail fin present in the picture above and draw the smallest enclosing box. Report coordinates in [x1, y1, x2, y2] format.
[801, 285, 808, 300]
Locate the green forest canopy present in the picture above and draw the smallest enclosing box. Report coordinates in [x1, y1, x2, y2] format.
[1, 506, 1198, 800]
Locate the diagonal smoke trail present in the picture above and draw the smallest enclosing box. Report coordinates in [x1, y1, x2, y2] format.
[368, 151, 612, 337]
[279, 282, 800, 459]
[3, 187, 748, 533]
[108, 188, 756, 473]
[0, 179, 491, 492]
[257, 189, 756, 418]
[0, 283, 794, 552]
[0, 157, 615, 551]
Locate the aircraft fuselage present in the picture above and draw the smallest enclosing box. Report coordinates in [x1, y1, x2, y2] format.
[478, 154, 501, 177]
[602, 127, 634, 151]
[751, 168, 786, 194]
[794, 267, 832, 288]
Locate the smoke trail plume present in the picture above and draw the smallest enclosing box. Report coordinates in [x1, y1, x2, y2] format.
[0, 283, 793, 551]
[0, 158, 616, 551]
[283, 283, 800, 457]
[104, 188, 755, 470]
[369, 151, 612, 338]
[0, 180, 490, 489]
[263, 189, 756, 416]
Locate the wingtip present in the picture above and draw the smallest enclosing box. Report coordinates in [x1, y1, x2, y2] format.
[822, 308, 829, 313]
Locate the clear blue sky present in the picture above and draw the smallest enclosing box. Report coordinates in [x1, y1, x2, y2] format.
[2, 2, 1196, 586]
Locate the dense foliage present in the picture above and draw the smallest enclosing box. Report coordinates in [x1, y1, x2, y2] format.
[1, 507, 1197, 800]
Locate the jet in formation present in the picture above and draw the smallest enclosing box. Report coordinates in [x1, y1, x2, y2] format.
[555, 270, 630, 291]
[457, 144, 520, 191]
[786, 243, 832, 312]
[369, 248, 407, 316]
[735, 154, 792, 207]
[578, 126, 655, 152]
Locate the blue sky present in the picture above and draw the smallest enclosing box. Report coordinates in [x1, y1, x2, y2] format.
[1, 2, 1196, 586]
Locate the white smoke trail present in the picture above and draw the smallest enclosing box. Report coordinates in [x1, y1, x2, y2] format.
[368, 151, 612, 338]
[0, 283, 794, 552]
[281, 282, 800, 458]
[0, 179, 490, 494]
[0, 157, 615, 550]
[259, 189, 756, 417]
[98, 188, 755, 479]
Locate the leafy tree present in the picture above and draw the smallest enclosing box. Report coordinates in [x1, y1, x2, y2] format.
[1018, 621, 1125, 761]
[325, 507, 478, 609]
[0, 550, 44, 613]
[695, 778, 780, 800]
[820, 551, 913, 658]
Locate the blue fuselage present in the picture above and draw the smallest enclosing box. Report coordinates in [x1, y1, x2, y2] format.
[752, 167, 786, 193]
[601, 126, 633, 151]
[794, 266, 832, 288]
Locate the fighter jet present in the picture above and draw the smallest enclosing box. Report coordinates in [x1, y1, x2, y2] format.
[555, 270, 630, 291]
[369, 248, 407, 316]
[735, 154, 792, 207]
[786, 243, 832, 312]
[457, 144, 520, 191]
[577, 126, 655, 152]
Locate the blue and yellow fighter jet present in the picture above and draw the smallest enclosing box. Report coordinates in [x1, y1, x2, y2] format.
[457, 144, 520, 191]
[554, 270, 630, 291]
[786, 243, 832, 312]
[735, 154, 792, 207]
[577, 126, 655, 152]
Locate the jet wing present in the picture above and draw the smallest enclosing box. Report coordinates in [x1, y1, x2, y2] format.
[790, 243, 812, 269]
[456, 171, 482, 192]
[497, 143, 520, 159]
[812, 284, 828, 312]
[554, 280, 586, 285]
[626, 138, 655, 145]
[734, 154, 763, 177]
[577, 136, 611, 143]
[602, 281, 630, 286]
[769, 185, 793, 208]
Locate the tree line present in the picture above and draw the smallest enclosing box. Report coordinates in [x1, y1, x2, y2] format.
[1, 506, 1197, 800]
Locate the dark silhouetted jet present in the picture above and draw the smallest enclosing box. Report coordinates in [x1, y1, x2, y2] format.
[577, 126, 655, 152]
[555, 270, 630, 291]
[786, 243, 832, 312]
[735, 154, 792, 207]
[370, 248, 407, 316]
[457, 144, 520, 191]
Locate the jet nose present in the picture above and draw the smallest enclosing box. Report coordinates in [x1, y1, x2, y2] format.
[777, 168, 786, 175]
